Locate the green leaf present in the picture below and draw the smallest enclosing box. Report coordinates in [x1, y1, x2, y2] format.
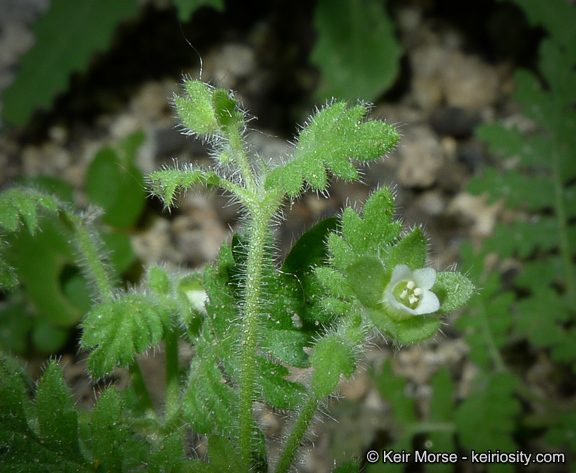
[394, 315, 441, 344]
[256, 356, 306, 409]
[208, 436, 243, 473]
[282, 217, 339, 276]
[174, 80, 219, 135]
[386, 227, 427, 271]
[181, 355, 239, 436]
[311, 334, 357, 397]
[173, 0, 225, 22]
[0, 358, 90, 472]
[0, 187, 59, 234]
[148, 432, 186, 473]
[340, 187, 401, 255]
[86, 132, 146, 228]
[311, 0, 401, 102]
[455, 373, 520, 461]
[148, 166, 220, 209]
[433, 271, 475, 315]
[427, 368, 456, 461]
[3, 217, 87, 327]
[91, 389, 127, 472]
[333, 460, 360, 473]
[34, 361, 89, 470]
[81, 293, 169, 377]
[2, 0, 140, 126]
[345, 256, 387, 307]
[266, 102, 399, 196]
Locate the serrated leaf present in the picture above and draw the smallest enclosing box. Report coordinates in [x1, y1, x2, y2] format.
[35, 362, 88, 470]
[174, 80, 218, 135]
[341, 188, 401, 255]
[311, 0, 401, 103]
[0, 358, 90, 472]
[181, 355, 239, 436]
[91, 388, 126, 472]
[2, 0, 139, 126]
[311, 334, 356, 397]
[259, 328, 310, 368]
[266, 102, 398, 196]
[81, 293, 169, 377]
[455, 372, 520, 456]
[0, 187, 59, 234]
[148, 167, 220, 208]
[316, 266, 356, 300]
[427, 368, 456, 460]
[257, 356, 306, 409]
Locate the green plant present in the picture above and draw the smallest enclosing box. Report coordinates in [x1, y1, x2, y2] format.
[2, 0, 401, 129]
[311, 0, 401, 103]
[0, 80, 473, 472]
[0, 132, 144, 354]
[370, 1, 576, 471]
[0, 0, 223, 127]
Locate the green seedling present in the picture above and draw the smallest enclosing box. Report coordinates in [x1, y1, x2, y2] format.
[0, 80, 473, 472]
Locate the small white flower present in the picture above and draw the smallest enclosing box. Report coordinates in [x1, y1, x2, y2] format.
[383, 264, 439, 316]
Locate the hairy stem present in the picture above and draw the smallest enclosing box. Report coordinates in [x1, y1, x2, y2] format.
[164, 324, 180, 426]
[275, 394, 321, 473]
[61, 211, 114, 303]
[238, 207, 271, 470]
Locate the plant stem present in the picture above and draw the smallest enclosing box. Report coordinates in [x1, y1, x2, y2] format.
[164, 325, 180, 425]
[238, 207, 271, 470]
[275, 394, 320, 473]
[129, 360, 155, 414]
[61, 211, 114, 303]
[551, 147, 575, 301]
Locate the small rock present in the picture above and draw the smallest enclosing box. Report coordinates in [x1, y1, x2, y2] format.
[396, 125, 444, 188]
[429, 106, 482, 138]
[448, 192, 503, 237]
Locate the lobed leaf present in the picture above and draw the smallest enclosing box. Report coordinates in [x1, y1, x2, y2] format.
[81, 293, 170, 378]
[266, 102, 399, 196]
[0, 358, 90, 472]
[455, 372, 520, 459]
[0, 187, 59, 235]
[148, 166, 221, 209]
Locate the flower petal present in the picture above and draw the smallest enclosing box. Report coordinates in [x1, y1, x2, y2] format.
[412, 267, 437, 290]
[413, 290, 440, 315]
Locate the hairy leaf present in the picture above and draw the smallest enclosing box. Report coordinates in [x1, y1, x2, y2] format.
[81, 293, 170, 377]
[266, 102, 398, 196]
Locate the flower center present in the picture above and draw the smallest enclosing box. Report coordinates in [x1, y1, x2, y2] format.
[392, 280, 423, 310]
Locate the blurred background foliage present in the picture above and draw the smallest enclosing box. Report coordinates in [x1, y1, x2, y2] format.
[0, 0, 575, 471]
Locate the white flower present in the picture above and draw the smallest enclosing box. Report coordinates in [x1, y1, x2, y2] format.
[383, 264, 439, 316]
